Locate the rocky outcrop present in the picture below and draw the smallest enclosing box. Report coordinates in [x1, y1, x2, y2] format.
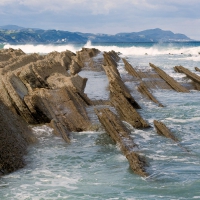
[70, 48, 101, 75]
[0, 48, 25, 62]
[0, 53, 44, 72]
[45, 50, 75, 70]
[107, 50, 120, 62]
[195, 67, 200, 72]
[24, 87, 92, 142]
[154, 120, 178, 142]
[149, 63, 189, 93]
[0, 49, 93, 142]
[0, 100, 36, 175]
[102, 53, 149, 129]
[95, 108, 148, 177]
[122, 58, 140, 78]
[138, 82, 164, 107]
[103, 52, 120, 76]
[174, 66, 200, 90]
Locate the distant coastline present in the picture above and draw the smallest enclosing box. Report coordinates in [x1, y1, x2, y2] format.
[0, 25, 193, 44]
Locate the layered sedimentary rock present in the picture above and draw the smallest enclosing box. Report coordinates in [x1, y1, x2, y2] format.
[102, 53, 149, 128]
[174, 65, 200, 90]
[107, 50, 121, 63]
[24, 87, 91, 142]
[95, 108, 148, 177]
[0, 49, 93, 143]
[154, 120, 178, 142]
[122, 58, 140, 78]
[70, 48, 101, 75]
[45, 50, 75, 70]
[149, 63, 189, 93]
[0, 48, 25, 62]
[195, 67, 200, 72]
[0, 100, 36, 175]
[122, 59, 164, 106]
[138, 82, 164, 107]
[0, 53, 44, 72]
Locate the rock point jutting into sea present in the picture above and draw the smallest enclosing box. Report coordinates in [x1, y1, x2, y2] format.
[0, 46, 199, 177]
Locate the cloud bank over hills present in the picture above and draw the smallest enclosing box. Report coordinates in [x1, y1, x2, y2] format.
[0, 26, 192, 44]
[1, 0, 200, 39]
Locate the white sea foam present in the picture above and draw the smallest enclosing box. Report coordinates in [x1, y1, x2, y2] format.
[84, 41, 200, 56]
[3, 43, 80, 54]
[166, 117, 200, 123]
[3, 41, 200, 57]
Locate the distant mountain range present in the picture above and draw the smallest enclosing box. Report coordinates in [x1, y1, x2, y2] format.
[0, 25, 192, 44]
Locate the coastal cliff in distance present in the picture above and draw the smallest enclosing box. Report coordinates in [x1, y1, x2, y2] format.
[0, 25, 192, 44]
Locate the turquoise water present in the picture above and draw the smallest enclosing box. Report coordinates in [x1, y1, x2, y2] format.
[1, 42, 200, 199]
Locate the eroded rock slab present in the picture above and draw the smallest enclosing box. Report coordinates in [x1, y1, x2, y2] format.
[0, 100, 36, 175]
[95, 108, 148, 177]
[24, 87, 92, 142]
[0, 48, 25, 62]
[174, 65, 200, 90]
[122, 58, 140, 78]
[102, 53, 150, 128]
[70, 48, 102, 75]
[154, 120, 178, 142]
[150, 63, 189, 93]
[138, 82, 164, 107]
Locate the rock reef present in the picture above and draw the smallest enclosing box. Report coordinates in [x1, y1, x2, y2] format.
[0, 47, 195, 177]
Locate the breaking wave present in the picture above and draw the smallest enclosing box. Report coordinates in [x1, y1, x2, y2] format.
[3, 41, 200, 58]
[3, 43, 81, 54]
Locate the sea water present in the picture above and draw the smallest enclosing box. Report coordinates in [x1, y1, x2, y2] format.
[1, 42, 200, 199]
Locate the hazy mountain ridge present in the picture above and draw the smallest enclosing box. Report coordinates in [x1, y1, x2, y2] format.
[0, 25, 192, 44]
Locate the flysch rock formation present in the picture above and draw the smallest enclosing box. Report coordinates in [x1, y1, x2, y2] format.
[138, 82, 164, 107]
[70, 48, 102, 75]
[0, 48, 25, 62]
[0, 100, 36, 175]
[174, 65, 200, 90]
[95, 108, 148, 177]
[122, 58, 141, 78]
[154, 120, 178, 142]
[0, 47, 193, 177]
[149, 63, 189, 93]
[3, 58, 93, 135]
[122, 58, 164, 106]
[102, 53, 150, 129]
[195, 67, 200, 72]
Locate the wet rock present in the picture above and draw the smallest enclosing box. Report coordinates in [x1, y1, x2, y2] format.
[95, 108, 148, 177]
[154, 120, 178, 142]
[0, 100, 36, 175]
[102, 63, 140, 109]
[102, 53, 150, 128]
[122, 58, 140, 78]
[103, 52, 120, 76]
[195, 67, 200, 72]
[24, 87, 92, 142]
[107, 50, 121, 62]
[175, 65, 200, 85]
[70, 48, 102, 74]
[149, 63, 189, 93]
[138, 82, 164, 107]
[111, 90, 150, 128]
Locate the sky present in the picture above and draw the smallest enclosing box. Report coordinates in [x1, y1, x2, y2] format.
[1, 0, 200, 40]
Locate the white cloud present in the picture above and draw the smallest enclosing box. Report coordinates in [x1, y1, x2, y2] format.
[1, 0, 200, 17]
[1, 0, 200, 39]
